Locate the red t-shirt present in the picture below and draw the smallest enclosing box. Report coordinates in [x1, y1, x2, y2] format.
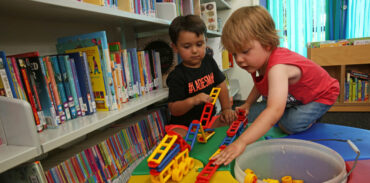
[252, 48, 339, 105]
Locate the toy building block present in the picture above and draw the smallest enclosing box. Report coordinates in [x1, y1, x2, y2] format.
[148, 134, 178, 168]
[185, 122, 201, 149]
[262, 179, 280, 183]
[200, 102, 215, 129]
[281, 176, 292, 183]
[209, 145, 226, 160]
[244, 168, 257, 183]
[292, 180, 304, 183]
[226, 121, 242, 137]
[197, 129, 215, 143]
[167, 131, 191, 152]
[150, 144, 180, 173]
[195, 159, 220, 183]
[209, 87, 221, 105]
[150, 149, 194, 183]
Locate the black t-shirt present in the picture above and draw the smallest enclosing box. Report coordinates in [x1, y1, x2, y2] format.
[166, 54, 226, 126]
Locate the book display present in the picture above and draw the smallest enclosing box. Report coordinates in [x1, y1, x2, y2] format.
[308, 40, 370, 112]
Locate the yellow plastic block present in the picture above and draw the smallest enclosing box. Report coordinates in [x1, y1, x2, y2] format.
[209, 148, 223, 160]
[262, 178, 280, 183]
[292, 180, 304, 183]
[209, 88, 221, 105]
[147, 134, 178, 166]
[197, 131, 215, 143]
[281, 176, 292, 183]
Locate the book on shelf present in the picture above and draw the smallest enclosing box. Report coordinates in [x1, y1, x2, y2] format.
[0, 161, 47, 183]
[117, 0, 135, 13]
[6, 53, 46, 132]
[109, 42, 129, 104]
[70, 54, 88, 116]
[57, 30, 117, 111]
[66, 46, 110, 111]
[0, 51, 15, 98]
[42, 56, 66, 124]
[50, 55, 74, 121]
[68, 52, 97, 115]
[345, 70, 369, 102]
[40, 109, 166, 183]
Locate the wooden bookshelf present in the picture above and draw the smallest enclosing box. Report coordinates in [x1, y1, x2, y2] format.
[308, 44, 370, 112]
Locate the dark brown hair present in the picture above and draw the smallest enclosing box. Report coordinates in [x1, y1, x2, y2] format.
[169, 15, 207, 44]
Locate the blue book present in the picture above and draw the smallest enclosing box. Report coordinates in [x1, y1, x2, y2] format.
[56, 31, 117, 111]
[50, 56, 72, 121]
[68, 52, 96, 115]
[61, 55, 82, 117]
[70, 57, 85, 116]
[127, 48, 141, 97]
[0, 51, 17, 97]
[57, 55, 77, 119]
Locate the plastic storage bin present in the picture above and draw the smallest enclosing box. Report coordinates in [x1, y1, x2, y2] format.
[234, 139, 347, 183]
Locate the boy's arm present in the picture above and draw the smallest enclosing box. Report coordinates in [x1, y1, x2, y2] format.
[217, 80, 236, 124]
[168, 93, 212, 116]
[238, 85, 261, 113]
[212, 65, 289, 165]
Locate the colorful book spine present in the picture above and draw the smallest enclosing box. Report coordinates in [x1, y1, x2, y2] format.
[28, 56, 59, 128]
[10, 57, 27, 100]
[62, 55, 82, 117]
[69, 52, 96, 115]
[65, 46, 109, 111]
[51, 56, 73, 120]
[70, 57, 86, 116]
[0, 51, 16, 97]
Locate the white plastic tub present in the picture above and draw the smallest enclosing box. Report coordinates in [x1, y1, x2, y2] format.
[234, 139, 347, 183]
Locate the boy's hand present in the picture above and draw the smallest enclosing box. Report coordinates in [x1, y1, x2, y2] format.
[211, 139, 246, 165]
[220, 109, 237, 125]
[235, 105, 250, 116]
[192, 93, 213, 105]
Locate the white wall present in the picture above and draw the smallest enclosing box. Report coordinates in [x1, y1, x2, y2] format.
[219, 0, 259, 100]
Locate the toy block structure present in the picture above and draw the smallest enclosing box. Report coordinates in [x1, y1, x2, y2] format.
[147, 132, 194, 183]
[195, 109, 248, 183]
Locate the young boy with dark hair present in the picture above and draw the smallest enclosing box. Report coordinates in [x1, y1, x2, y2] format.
[212, 6, 340, 165]
[166, 15, 237, 136]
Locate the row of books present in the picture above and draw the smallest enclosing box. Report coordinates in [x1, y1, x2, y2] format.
[308, 37, 370, 48]
[0, 109, 166, 183]
[81, 0, 190, 18]
[345, 70, 369, 102]
[43, 110, 166, 183]
[0, 31, 163, 132]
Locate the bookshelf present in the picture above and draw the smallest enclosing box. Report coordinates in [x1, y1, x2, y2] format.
[307, 44, 370, 112]
[0, 0, 173, 175]
[0, 0, 233, 180]
[0, 97, 41, 173]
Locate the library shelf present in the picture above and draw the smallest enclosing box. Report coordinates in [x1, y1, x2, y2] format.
[38, 88, 168, 153]
[308, 44, 370, 112]
[0, 145, 40, 173]
[0, 0, 171, 31]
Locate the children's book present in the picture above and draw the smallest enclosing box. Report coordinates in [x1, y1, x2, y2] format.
[0, 56, 13, 97]
[70, 57, 86, 116]
[57, 31, 117, 111]
[66, 46, 109, 111]
[0, 161, 47, 183]
[68, 52, 96, 115]
[0, 51, 16, 97]
[15, 58, 44, 132]
[51, 55, 73, 120]
[127, 48, 141, 97]
[26, 56, 59, 128]
[122, 49, 134, 99]
[8, 57, 27, 100]
[61, 55, 83, 117]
